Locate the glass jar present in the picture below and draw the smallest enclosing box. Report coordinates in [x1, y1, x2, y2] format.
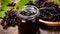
[16, 5, 40, 34]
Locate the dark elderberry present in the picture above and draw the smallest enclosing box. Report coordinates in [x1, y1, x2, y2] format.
[39, 7, 60, 22]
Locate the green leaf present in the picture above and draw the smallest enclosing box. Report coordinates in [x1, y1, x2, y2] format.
[54, 0, 60, 5]
[0, 0, 12, 18]
[15, 0, 30, 8]
[1, 0, 12, 11]
[0, 0, 30, 18]
[0, 11, 5, 18]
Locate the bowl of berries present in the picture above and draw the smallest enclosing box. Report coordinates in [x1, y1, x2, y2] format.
[39, 7, 60, 26]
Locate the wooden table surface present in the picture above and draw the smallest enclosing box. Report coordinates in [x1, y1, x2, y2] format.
[0, 19, 18, 34]
[0, 25, 18, 34]
[0, 19, 60, 34]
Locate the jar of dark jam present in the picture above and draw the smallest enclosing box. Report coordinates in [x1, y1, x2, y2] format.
[16, 5, 40, 34]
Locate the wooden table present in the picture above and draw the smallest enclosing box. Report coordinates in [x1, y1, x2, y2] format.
[0, 25, 18, 34]
[0, 19, 18, 34]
